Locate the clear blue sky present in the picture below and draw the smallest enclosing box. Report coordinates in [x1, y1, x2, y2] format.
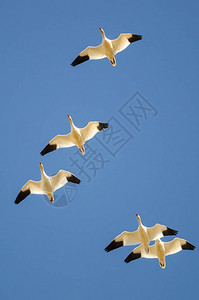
[0, 1, 199, 299]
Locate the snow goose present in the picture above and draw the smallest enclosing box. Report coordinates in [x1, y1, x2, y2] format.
[71, 28, 142, 67]
[40, 114, 109, 156]
[15, 162, 81, 204]
[124, 238, 195, 269]
[105, 214, 178, 254]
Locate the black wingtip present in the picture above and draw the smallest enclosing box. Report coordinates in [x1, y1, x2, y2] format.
[67, 174, 81, 184]
[163, 227, 178, 236]
[128, 34, 142, 43]
[40, 144, 57, 156]
[97, 122, 109, 131]
[71, 55, 89, 67]
[15, 189, 31, 205]
[104, 240, 123, 253]
[182, 241, 196, 251]
[124, 252, 141, 264]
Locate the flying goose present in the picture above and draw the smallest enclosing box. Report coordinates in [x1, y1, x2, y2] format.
[40, 114, 109, 156]
[124, 238, 195, 269]
[15, 162, 81, 204]
[105, 214, 178, 254]
[71, 28, 142, 67]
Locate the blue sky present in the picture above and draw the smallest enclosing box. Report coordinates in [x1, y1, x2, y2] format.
[0, 0, 199, 299]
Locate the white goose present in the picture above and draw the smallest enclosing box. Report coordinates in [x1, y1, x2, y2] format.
[71, 28, 142, 67]
[40, 114, 108, 156]
[105, 214, 178, 253]
[15, 162, 81, 204]
[124, 238, 195, 269]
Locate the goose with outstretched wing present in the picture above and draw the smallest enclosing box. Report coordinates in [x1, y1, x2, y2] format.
[105, 214, 178, 254]
[124, 238, 195, 269]
[15, 162, 81, 204]
[40, 114, 108, 156]
[71, 28, 142, 67]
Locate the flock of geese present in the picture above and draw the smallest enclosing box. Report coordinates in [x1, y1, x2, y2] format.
[15, 28, 195, 269]
[105, 214, 195, 268]
[15, 115, 108, 204]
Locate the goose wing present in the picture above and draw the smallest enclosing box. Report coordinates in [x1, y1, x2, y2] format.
[80, 122, 109, 142]
[124, 244, 157, 263]
[40, 133, 75, 156]
[147, 224, 178, 241]
[71, 45, 106, 67]
[15, 180, 42, 204]
[164, 238, 195, 256]
[111, 33, 142, 55]
[105, 230, 139, 252]
[51, 170, 81, 192]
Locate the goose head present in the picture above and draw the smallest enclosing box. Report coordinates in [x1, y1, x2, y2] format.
[67, 114, 72, 123]
[136, 213, 142, 225]
[67, 114, 74, 128]
[99, 27, 105, 39]
[40, 162, 44, 173]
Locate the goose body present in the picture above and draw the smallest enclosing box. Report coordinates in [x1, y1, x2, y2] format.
[105, 214, 178, 253]
[71, 28, 142, 67]
[40, 114, 109, 156]
[15, 162, 81, 204]
[137, 220, 150, 253]
[124, 238, 195, 269]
